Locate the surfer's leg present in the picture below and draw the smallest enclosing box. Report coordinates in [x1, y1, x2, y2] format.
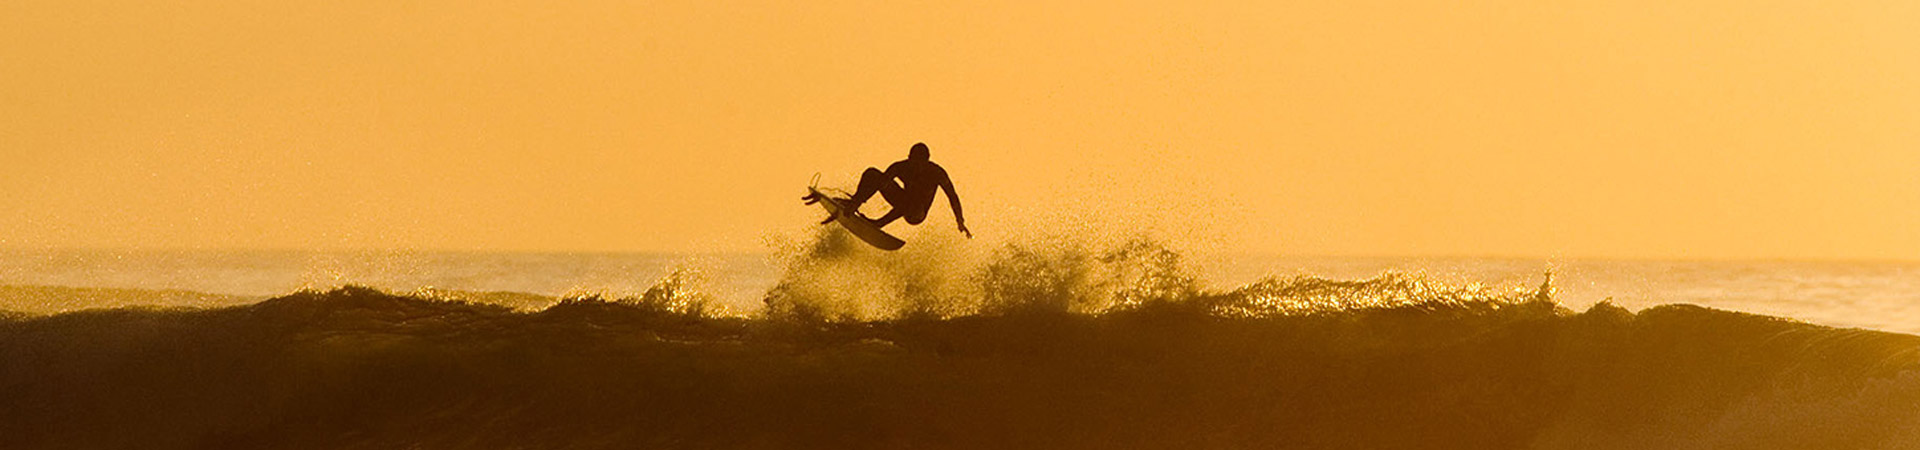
[902, 206, 929, 225]
[849, 168, 904, 208]
[871, 209, 904, 228]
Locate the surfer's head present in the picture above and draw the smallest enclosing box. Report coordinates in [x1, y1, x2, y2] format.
[909, 143, 930, 161]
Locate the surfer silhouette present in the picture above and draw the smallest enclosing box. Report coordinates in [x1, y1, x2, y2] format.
[819, 142, 970, 238]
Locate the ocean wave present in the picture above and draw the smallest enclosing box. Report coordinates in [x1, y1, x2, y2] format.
[3, 282, 1916, 449]
[4, 233, 1916, 448]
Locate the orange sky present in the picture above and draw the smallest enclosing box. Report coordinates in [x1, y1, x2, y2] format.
[3, 0, 1917, 259]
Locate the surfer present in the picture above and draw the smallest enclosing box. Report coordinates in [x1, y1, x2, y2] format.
[831, 142, 971, 238]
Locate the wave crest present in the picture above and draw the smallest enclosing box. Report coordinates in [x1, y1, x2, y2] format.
[762, 229, 1542, 322]
[3, 285, 1917, 449]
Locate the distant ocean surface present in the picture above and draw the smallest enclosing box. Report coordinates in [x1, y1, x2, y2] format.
[2, 248, 1914, 334]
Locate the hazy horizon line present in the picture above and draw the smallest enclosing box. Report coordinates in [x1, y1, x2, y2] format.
[3, 245, 1915, 265]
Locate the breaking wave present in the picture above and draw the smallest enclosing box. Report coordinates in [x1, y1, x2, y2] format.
[756, 227, 1548, 321]
[3, 233, 1918, 449]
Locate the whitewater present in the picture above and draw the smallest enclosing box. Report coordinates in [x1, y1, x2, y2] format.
[3, 243, 1916, 333]
[3, 231, 1918, 449]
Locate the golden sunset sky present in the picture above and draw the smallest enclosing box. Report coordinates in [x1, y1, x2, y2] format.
[4, 1, 1917, 259]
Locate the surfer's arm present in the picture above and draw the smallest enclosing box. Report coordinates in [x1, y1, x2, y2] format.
[941, 178, 969, 238]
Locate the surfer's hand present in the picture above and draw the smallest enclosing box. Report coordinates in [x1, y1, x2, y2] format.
[958, 223, 972, 238]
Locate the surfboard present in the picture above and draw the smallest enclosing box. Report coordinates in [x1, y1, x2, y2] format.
[804, 186, 906, 251]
